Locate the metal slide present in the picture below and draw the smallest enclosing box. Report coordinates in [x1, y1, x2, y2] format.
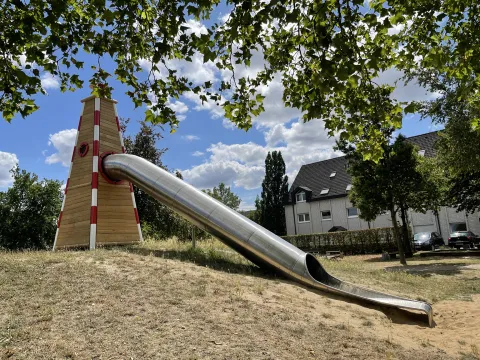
[103, 154, 433, 327]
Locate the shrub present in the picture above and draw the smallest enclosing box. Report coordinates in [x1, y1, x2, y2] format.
[281, 227, 400, 254]
[0, 167, 62, 250]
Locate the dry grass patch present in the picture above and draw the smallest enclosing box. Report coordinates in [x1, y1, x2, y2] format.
[0, 239, 477, 359]
[318, 254, 480, 303]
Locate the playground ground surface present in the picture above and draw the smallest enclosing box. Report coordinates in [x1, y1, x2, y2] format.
[1, 238, 480, 359]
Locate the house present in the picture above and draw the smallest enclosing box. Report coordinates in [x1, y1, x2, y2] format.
[285, 131, 480, 240]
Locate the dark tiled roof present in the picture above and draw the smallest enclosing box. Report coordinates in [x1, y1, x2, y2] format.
[290, 156, 350, 201]
[288, 131, 439, 203]
[405, 131, 439, 158]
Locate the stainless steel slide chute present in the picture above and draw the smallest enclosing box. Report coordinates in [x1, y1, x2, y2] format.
[103, 154, 433, 327]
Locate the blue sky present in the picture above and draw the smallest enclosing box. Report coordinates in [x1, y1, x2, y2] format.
[0, 13, 442, 210]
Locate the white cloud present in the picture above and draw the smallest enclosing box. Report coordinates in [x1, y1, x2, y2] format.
[375, 68, 440, 102]
[183, 18, 208, 37]
[169, 100, 188, 114]
[239, 202, 256, 211]
[181, 118, 342, 191]
[41, 73, 60, 90]
[45, 129, 77, 167]
[0, 151, 18, 187]
[219, 13, 231, 24]
[145, 91, 189, 120]
[139, 19, 216, 86]
[192, 151, 205, 157]
[183, 75, 301, 130]
[182, 160, 265, 190]
[139, 52, 217, 85]
[168, 99, 188, 121]
[182, 135, 200, 141]
[252, 76, 302, 128]
[183, 91, 225, 119]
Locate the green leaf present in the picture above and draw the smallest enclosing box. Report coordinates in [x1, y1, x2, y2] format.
[404, 102, 417, 114]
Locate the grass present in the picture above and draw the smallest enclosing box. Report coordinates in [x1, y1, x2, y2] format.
[1, 238, 478, 359]
[125, 237, 263, 275]
[318, 254, 480, 303]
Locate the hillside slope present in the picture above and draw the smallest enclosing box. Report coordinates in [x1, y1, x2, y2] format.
[0, 243, 476, 359]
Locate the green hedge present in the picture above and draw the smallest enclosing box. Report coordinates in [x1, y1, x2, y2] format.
[281, 227, 400, 255]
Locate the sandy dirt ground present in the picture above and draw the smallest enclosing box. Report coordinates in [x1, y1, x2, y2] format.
[0, 248, 479, 359]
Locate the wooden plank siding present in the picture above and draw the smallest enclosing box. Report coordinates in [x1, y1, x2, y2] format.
[55, 97, 140, 248]
[55, 98, 94, 248]
[96, 99, 140, 245]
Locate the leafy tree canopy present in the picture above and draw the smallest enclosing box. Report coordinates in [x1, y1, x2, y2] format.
[415, 73, 480, 214]
[203, 182, 241, 210]
[0, 166, 62, 250]
[341, 135, 441, 264]
[3, 0, 479, 160]
[122, 118, 205, 240]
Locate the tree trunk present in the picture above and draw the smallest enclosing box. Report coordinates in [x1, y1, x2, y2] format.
[390, 206, 407, 265]
[400, 206, 413, 257]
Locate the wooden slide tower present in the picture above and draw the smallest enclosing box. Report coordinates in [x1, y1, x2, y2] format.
[53, 95, 143, 250]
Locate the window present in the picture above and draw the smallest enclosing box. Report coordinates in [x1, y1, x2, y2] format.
[450, 222, 467, 232]
[298, 213, 310, 223]
[346, 184, 352, 191]
[414, 232, 431, 240]
[347, 207, 358, 218]
[320, 188, 329, 195]
[321, 210, 331, 220]
[418, 149, 426, 157]
[330, 171, 336, 178]
[295, 192, 306, 202]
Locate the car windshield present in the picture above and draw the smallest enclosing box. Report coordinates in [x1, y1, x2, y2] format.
[451, 232, 469, 236]
[414, 232, 430, 240]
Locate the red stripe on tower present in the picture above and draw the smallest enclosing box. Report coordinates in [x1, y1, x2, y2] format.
[53, 104, 85, 250]
[92, 172, 98, 189]
[134, 208, 140, 224]
[94, 109, 100, 126]
[64, 178, 70, 194]
[93, 140, 99, 156]
[90, 206, 98, 224]
[89, 98, 101, 250]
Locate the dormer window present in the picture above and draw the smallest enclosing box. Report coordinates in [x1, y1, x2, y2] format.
[346, 184, 352, 191]
[330, 171, 336, 178]
[418, 150, 425, 157]
[296, 192, 306, 202]
[320, 188, 329, 195]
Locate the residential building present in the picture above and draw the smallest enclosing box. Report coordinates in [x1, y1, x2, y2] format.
[285, 131, 480, 240]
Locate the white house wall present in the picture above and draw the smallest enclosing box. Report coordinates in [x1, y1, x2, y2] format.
[294, 200, 313, 234]
[371, 213, 392, 229]
[285, 204, 296, 235]
[285, 198, 480, 239]
[467, 212, 480, 234]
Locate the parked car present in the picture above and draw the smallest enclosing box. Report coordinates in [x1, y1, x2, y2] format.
[413, 232, 444, 251]
[448, 231, 480, 249]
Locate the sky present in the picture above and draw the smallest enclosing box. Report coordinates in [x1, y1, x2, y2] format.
[0, 10, 443, 210]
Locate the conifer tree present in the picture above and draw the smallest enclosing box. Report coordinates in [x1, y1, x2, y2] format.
[260, 151, 289, 235]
